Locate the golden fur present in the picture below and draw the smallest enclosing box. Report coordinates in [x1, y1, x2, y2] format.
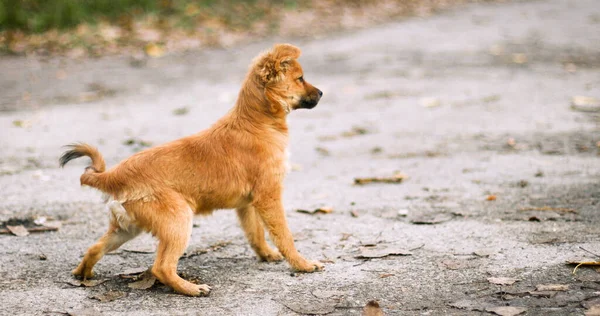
[60, 44, 323, 296]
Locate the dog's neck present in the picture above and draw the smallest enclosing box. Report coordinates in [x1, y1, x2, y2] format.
[228, 75, 289, 135]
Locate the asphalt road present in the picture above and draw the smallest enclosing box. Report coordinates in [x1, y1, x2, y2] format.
[1, 0, 600, 315]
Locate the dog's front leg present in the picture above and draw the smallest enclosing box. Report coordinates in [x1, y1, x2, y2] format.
[253, 192, 323, 272]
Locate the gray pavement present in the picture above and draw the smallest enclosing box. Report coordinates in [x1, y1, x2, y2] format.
[1, 0, 600, 315]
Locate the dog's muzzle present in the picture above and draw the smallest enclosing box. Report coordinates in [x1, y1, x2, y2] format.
[299, 89, 323, 109]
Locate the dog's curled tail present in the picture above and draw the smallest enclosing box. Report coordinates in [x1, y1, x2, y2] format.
[60, 143, 110, 191]
[59, 143, 106, 173]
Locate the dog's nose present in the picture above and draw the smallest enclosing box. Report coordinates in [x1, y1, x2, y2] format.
[317, 89, 323, 97]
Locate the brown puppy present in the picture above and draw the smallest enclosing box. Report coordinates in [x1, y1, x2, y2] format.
[60, 44, 323, 296]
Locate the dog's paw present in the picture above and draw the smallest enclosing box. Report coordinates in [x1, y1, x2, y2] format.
[259, 250, 284, 262]
[294, 260, 325, 273]
[72, 266, 94, 280]
[188, 284, 211, 297]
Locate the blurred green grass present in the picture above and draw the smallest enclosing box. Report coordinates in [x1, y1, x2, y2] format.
[0, 0, 295, 33]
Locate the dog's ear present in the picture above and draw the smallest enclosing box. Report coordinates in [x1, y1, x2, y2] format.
[257, 44, 302, 85]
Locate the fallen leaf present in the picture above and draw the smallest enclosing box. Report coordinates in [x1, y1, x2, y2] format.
[183, 240, 232, 259]
[567, 259, 600, 274]
[379, 273, 394, 278]
[12, 120, 32, 128]
[311, 289, 346, 299]
[297, 207, 333, 215]
[449, 300, 481, 311]
[583, 298, 600, 309]
[67, 279, 107, 287]
[350, 210, 359, 218]
[145, 42, 164, 58]
[511, 53, 528, 64]
[91, 290, 126, 302]
[315, 147, 331, 156]
[67, 308, 102, 316]
[355, 246, 412, 259]
[473, 249, 494, 257]
[410, 213, 453, 225]
[7, 225, 29, 237]
[342, 126, 371, 137]
[536, 284, 569, 291]
[486, 306, 527, 316]
[486, 195, 497, 201]
[340, 233, 352, 241]
[529, 291, 557, 298]
[397, 209, 409, 217]
[172, 107, 189, 116]
[128, 270, 156, 290]
[354, 172, 407, 185]
[279, 298, 336, 315]
[518, 206, 577, 214]
[122, 244, 156, 254]
[571, 96, 600, 112]
[118, 267, 149, 278]
[487, 277, 519, 285]
[440, 259, 472, 270]
[585, 305, 600, 316]
[419, 97, 441, 108]
[362, 300, 383, 316]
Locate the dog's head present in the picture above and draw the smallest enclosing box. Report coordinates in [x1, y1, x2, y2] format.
[253, 44, 322, 114]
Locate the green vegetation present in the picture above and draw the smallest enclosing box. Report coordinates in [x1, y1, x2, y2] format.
[0, 0, 291, 33]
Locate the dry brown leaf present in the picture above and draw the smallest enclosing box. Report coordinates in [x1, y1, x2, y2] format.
[379, 273, 394, 278]
[473, 249, 494, 257]
[128, 271, 156, 290]
[511, 53, 528, 64]
[67, 279, 107, 287]
[585, 305, 600, 316]
[410, 213, 453, 225]
[566, 259, 600, 274]
[362, 300, 383, 316]
[485, 306, 527, 316]
[7, 225, 29, 237]
[354, 172, 407, 185]
[356, 246, 412, 259]
[67, 308, 101, 316]
[144, 43, 164, 58]
[571, 96, 600, 113]
[486, 195, 497, 201]
[297, 207, 333, 215]
[183, 241, 232, 258]
[518, 206, 577, 214]
[438, 259, 475, 270]
[91, 290, 126, 302]
[122, 244, 156, 254]
[117, 267, 149, 278]
[529, 291, 557, 298]
[487, 277, 519, 285]
[340, 233, 352, 241]
[536, 284, 569, 291]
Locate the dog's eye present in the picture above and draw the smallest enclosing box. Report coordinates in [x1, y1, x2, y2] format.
[297, 76, 304, 83]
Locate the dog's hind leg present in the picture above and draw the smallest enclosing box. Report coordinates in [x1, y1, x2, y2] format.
[236, 205, 283, 262]
[73, 222, 141, 280]
[151, 204, 210, 296]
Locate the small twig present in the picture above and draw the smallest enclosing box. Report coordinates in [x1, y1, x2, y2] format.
[579, 246, 600, 258]
[0, 226, 59, 234]
[409, 243, 425, 251]
[354, 172, 407, 185]
[518, 206, 577, 214]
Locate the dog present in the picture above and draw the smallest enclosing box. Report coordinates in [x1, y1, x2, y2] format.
[60, 43, 324, 296]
